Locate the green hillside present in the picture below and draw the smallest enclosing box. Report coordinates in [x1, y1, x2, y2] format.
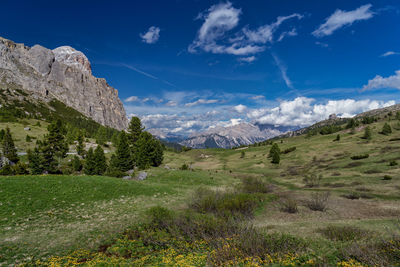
[1, 105, 400, 265]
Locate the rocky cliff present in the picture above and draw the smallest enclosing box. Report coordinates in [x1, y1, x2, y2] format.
[0, 37, 128, 130]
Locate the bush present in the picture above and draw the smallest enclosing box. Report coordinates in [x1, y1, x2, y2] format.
[319, 225, 369, 241]
[306, 191, 330, 211]
[13, 162, 29, 175]
[180, 163, 189, 170]
[240, 177, 273, 194]
[240, 151, 245, 158]
[341, 191, 361, 200]
[303, 173, 322, 187]
[282, 147, 296, 154]
[383, 175, 392, 180]
[381, 123, 392, 135]
[351, 154, 369, 160]
[362, 126, 372, 140]
[190, 188, 263, 219]
[389, 160, 398, 166]
[279, 197, 298, 213]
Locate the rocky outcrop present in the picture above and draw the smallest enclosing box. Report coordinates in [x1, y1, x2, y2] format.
[0, 36, 128, 130]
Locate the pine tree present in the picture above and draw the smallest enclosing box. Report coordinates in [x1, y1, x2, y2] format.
[127, 117, 144, 145]
[46, 119, 68, 159]
[335, 134, 340, 141]
[381, 123, 392, 135]
[113, 131, 133, 172]
[96, 127, 108, 145]
[2, 128, 19, 163]
[135, 132, 163, 169]
[38, 140, 58, 173]
[76, 132, 85, 157]
[363, 126, 372, 140]
[27, 147, 44, 175]
[72, 155, 82, 172]
[84, 148, 96, 175]
[269, 143, 280, 158]
[271, 150, 280, 164]
[94, 145, 107, 175]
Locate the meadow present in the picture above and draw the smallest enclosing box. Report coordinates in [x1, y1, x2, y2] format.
[1, 118, 400, 266]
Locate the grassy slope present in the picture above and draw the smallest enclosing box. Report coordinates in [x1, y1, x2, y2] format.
[0, 117, 400, 264]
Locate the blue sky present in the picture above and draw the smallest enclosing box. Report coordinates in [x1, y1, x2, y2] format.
[2, 0, 400, 135]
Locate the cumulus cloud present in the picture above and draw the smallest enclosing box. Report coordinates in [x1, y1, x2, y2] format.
[125, 96, 139, 102]
[362, 70, 400, 90]
[248, 97, 395, 127]
[185, 99, 219, 107]
[234, 104, 247, 113]
[189, 1, 302, 56]
[313, 4, 374, 37]
[140, 26, 161, 44]
[381, 51, 400, 57]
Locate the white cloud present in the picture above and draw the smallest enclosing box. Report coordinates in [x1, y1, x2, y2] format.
[238, 56, 256, 63]
[140, 26, 161, 44]
[272, 54, 293, 89]
[315, 41, 329, 48]
[250, 95, 265, 100]
[125, 96, 139, 102]
[189, 1, 302, 56]
[185, 99, 219, 107]
[277, 28, 298, 42]
[313, 4, 374, 37]
[248, 97, 395, 127]
[234, 104, 247, 113]
[381, 51, 400, 57]
[362, 70, 400, 90]
[165, 100, 177, 107]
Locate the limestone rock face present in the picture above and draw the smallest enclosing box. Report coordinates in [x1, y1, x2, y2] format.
[0, 37, 128, 130]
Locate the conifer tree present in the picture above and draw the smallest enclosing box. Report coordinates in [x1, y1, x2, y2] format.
[269, 143, 280, 158]
[271, 149, 280, 164]
[76, 132, 85, 157]
[113, 131, 133, 172]
[127, 116, 144, 145]
[0, 129, 5, 141]
[27, 147, 44, 174]
[2, 128, 19, 163]
[84, 148, 96, 175]
[72, 155, 82, 172]
[38, 140, 58, 173]
[135, 131, 163, 169]
[46, 119, 68, 159]
[381, 123, 392, 135]
[363, 126, 372, 140]
[94, 145, 107, 175]
[96, 127, 108, 145]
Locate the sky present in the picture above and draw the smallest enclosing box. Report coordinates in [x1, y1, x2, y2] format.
[1, 0, 400, 136]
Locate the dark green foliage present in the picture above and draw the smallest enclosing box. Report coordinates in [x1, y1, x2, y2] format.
[362, 126, 372, 140]
[135, 131, 164, 170]
[282, 147, 296, 154]
[94, 145, 107, 175]
[346, 118, 359, 129]
[0, 163, 14, 176]
[25, 135, 32, 142]
[72, 156, 82, 172]
[76, 132, 85, 157]
[38, 140, 58, 174]
[180, 163, 189, 170]
[381, 123, 392, 135]
[396, 111, 400, 120]
[27, 148, 44, 175]
[0, 129, 4, 141]
[269, 143, 280, 157]
[351, 154, 369, 160]
[127, 116, 144, 145]
[319, 125, 342, 135]
[383, 175, 392, 180]
[13, 162, 29, 175]
[240, 177, 273, 194]
[389, 160, 398, 166]
[84, 148, 96, 175]
[113, 131, 133, 172]
[2, 128, 19, 163]
[361, 116, 376, 124]
[95, 127, 108, 145]
[269, 143, 281, 164]
[240, 151, 245, 158]
[335, 134, 341, 141]
[46, 119, 68, 159]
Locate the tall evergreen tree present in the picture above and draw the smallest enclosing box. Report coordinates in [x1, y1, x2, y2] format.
[363, 126, 372, 140]
[84, 148, 96, 175]
[127, 116, 144, 145]
[46, 119, 68, 159]
[271, 149, 280, 164]
[38, 140, 58, 173]
[381, 123, 392, 135]
[94, 145, 107, 175]
[27, 147, 44, 174]
[269, 143, 280, 158]
[96, 127, 108, 145]
[135, 131, 163, 169]
[2, 128, 19, 163]
[113, 131, 133, 172]
[76, 132, 85, 157]
[72, 155, 82, 172]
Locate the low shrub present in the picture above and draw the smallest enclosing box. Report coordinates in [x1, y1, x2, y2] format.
[319, 225, 370, 242]
[190, 188, 263, 219]
[306, 191, 330, 211]
[240, 177, 273, 194]
[279, 197, 298, 213]
[282, 147, 296, 154]
[303, 173, 322, 187]
[351, 154, 369, 160]
[389, 160, 398, 166]
[180, 163, 189, 170]
[383, 175, 392, 180]
[341, 191, 360, 200]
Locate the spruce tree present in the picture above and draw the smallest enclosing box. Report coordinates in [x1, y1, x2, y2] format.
[381, 123, 392, 135]
[127, 117, 144, 145]
[94, 145, 107, 175]
[2, 128, 19, 163]
[84, 148, 96, 175]
[46, 119, 68, 159]
[113, 131, 133, 172]
[269, 143, 280, 158]
[72, 155, 82, 172]
[135, 132, 163, 169]
[96, 127, 108, 146]
[38, 140, 58, 173]
[76, 132, 85, 157]
[363, 126, 372, 140]
[27, 147, 44, 175]
[271, 150, 280, 164]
